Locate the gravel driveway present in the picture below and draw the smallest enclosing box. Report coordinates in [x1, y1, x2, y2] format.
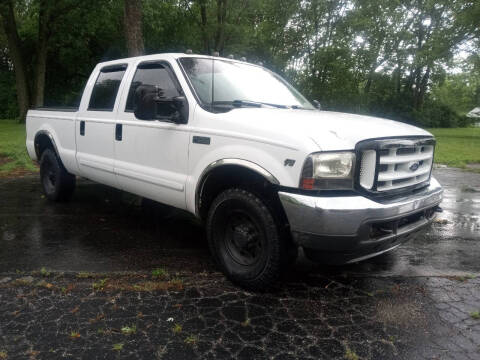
[0, 168, 479, 359]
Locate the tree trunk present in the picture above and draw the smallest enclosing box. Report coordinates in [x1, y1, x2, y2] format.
[0, 0, 30, 122]
[364, 67, 375, 94]
[199, 0, 210, 54]
[124, 0, 145, 57]
[395, 64, 402, 95]
[34, 37, 48, 107]
[416, 65, 430, 110]
[214, 0, 227, 53]
[33, 0, 49, 107]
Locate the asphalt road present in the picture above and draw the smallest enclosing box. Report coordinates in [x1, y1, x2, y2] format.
[0, 168, 479, 359]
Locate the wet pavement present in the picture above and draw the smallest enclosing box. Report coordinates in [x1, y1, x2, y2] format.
[0, 168, 479, 359]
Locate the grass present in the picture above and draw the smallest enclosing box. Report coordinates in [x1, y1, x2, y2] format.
[39, 267, 51, 277]
[470, 311, 480, 320]
[69, 331, 81, 339]
[172, 324, 182, 334]
[76, 272, 96, 279]
[0, 120, 37, 175]
[1, 119, 479, 175]
[447, 274, 477, 282]
[112, 343, 124, 351]
[184, 335, 198, 346]
[428, 128, 480, 169]
[344, 347, 359, 360]
[121, 325, 137, 335]
[241, 318, 251, 327]
[151, 268, 169, 279]
[92, 278, 108, 291]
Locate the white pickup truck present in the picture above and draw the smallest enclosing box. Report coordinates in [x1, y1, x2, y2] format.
[26, 53, 443, 289]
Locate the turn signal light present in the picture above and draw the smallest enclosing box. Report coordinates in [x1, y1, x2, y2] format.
[301, 178, 315, 190]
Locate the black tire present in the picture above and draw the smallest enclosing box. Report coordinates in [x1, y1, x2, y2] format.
[39, 148, 76, 201]
[206, 188, 291, 290]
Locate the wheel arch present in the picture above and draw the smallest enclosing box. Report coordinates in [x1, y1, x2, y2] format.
[34, 130, 61, 161]
[195, 159, 281, 220]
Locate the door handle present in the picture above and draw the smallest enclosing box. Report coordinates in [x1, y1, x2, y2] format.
[115, 124, 122, 141]
[80, 121, 85, 136]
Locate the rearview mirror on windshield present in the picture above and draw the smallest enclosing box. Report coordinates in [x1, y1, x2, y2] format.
[313, 100, 321, 110]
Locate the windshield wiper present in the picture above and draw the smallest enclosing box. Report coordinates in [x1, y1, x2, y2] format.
[211, 100, 288, 109]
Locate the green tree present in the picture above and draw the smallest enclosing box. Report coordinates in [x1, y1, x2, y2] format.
[0, 0, 478, 127]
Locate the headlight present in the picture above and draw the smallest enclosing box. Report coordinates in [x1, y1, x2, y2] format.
[300, 152, 355, 190]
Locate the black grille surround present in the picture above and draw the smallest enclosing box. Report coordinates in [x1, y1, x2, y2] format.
[354, 136, 436, 198]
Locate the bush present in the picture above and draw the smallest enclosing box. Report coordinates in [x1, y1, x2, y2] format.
[414, 101, 465, 128]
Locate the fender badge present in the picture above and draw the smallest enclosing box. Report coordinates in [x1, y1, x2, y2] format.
[284, 159, 295, 167]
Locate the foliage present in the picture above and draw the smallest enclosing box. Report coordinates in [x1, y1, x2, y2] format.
[0, 0, 479, 126]
[151, 268, 168, 279]
[172, 323, 182, 334]
[121, 324, 137, 335]
[112, 343, 124, 351]
[184, 335, 198, 345]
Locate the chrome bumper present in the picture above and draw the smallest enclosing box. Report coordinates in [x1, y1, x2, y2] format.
[278, 177, 443, 264]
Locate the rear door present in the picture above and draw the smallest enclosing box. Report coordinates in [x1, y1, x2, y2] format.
[113, 60, 191, 209]
[75, 64, 128, 188]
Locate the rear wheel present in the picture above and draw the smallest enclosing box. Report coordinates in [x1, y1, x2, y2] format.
[40, 148, 76, 201]
[206, 188, 291, 290]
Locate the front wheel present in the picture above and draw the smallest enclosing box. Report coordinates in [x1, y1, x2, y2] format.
[206, 188, 290, 290]
[40, 148, 76, 201]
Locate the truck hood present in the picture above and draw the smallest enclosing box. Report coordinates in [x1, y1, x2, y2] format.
[222, 108, 433, 151]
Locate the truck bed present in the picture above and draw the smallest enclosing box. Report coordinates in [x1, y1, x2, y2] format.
[25, 108, 78, 174]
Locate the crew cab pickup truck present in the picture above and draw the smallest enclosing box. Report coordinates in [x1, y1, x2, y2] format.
[26, 53, 443, 289]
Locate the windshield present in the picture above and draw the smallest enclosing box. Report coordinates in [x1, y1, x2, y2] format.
[179, 57, 314, 111]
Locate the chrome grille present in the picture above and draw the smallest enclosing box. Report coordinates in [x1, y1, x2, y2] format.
[358, 138, 435, 193]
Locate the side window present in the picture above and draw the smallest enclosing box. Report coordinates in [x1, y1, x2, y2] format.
[88, 65, 127, 111]
[125, 63, 180, 114]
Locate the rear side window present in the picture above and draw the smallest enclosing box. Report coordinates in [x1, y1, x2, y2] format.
[88, 65, 127, 111]
[125, 62, 180, 112]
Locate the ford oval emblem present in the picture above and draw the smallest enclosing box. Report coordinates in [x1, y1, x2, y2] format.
[409, 162, 420, 172]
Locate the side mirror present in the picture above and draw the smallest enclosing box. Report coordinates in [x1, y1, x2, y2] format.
[171, 96, 189, 124]
[313, 100, 321, 110]
[134, 85, 188, 123]
[134, 85, 157, 120]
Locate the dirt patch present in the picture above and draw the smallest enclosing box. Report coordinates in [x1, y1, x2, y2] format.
[0, 168, 38, 178]
[2, 272, 187, 294]
[375, 285, 429, 329]
[466, 163, 480, 170]
[376, 299, 427, 328]
[0, 155, 12, 166]
[0, 158, 38, 178]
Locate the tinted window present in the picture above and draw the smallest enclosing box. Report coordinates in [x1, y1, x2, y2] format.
[88, 65, 126, 111]
[125, 63, 180, 112]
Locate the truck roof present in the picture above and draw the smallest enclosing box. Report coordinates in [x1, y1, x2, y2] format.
[95, 53, 258, 69]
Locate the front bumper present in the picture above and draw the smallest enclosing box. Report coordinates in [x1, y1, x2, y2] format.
[278, 177, 443, 264]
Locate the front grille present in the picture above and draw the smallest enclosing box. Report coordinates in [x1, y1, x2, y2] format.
[357, 137, 435, 194]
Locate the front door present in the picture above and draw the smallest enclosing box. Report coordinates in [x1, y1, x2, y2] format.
[113, 61, 191, 209]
